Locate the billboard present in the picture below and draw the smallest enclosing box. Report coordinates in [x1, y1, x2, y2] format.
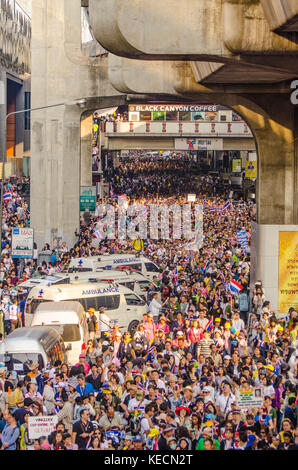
[11, 228, 34, 259]
[232, 159, 242, 173]
[245, 161, 257, 179]
[278, 231, 298, 313]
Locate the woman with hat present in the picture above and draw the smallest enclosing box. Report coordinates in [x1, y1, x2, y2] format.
[175, 406, 191, 428]
[43, 376, 55, 415]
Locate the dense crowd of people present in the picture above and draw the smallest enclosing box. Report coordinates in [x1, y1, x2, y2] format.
[0, 157, 296, 451]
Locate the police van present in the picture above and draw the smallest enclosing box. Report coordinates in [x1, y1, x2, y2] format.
[67, 254, 160, 281]
[68, 269, 159, 301]
[25, 281, 147, 336]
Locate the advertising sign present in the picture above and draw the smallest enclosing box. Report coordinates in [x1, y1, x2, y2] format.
[278, 231, 298, 313]
[80, 186, 96, 213]
[238, 386, 263, 409]
[175, 138, 223, 151]
[11, 228, 34, 259]
[232, 159, 242, 173]
[245, 161, 257, 180]
[28, 416, 58, 440]
[129, 104, 218, 112]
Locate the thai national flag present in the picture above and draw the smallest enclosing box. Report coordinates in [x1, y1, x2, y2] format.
[229, 279, 243, 295]
[205, 317, 214, 332]
[3, 191, 12, 202]
[209, 207, 221, 213]
[257, 340, 266, 348]
[147, 244, 154, 253]
[138, 383, 146, 393]
[93, 230, 102, 240]
[110, 186, 114, 197]
[56, 264, 63, 272]
[173, 265, 178, 285]
[201, 260, 209, 273]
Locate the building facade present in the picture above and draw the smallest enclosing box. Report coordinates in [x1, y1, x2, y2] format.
[0, 0, 31, 176]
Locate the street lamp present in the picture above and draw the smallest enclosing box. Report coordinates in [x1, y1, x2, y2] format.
[0, 98, 87, 259]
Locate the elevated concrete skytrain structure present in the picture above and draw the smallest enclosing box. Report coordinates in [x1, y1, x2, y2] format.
[31, 0, 298, 310]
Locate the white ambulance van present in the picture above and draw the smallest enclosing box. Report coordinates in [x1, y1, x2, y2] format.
[25, 281, 147, 336]
[67, 254, 160, 281]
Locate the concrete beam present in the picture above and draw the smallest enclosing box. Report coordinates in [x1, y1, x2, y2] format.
[89, 0, 298, 60]
[261, 0, 298, 32]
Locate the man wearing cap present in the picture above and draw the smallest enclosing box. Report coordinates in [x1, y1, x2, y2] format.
[87, 308, 99, 340]
[121, 434, 134, 450]
[75, 354, 90, 376]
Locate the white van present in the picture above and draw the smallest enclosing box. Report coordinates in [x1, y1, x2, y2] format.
[68, 269, 159, 301]
[17, 274, 70, 295]
[0, 326, 67, 374]
[25, 281, 147, 336]
[67, 254, 161, 281]
[31, 301, 89, 365]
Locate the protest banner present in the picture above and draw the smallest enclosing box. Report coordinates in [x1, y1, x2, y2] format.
[238, 386, 263, 409]
[28, 416, 58, 440]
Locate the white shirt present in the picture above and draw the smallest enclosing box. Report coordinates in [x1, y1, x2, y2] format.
[148, 298, 161, 317]
[98, 313, 111, 332]
[215, 393, 235, 414]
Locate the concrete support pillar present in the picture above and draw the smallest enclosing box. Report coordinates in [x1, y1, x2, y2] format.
[30, 0, 123, 248]
[243, 96, 298, 311]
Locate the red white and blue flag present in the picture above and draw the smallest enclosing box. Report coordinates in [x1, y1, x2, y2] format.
[173, 265, 178, 285]
[222, 200, 232, 211]
[201, 260, 209, 273]
[3, 191, 12, 202]
[229, 279, 243, 295]
[93, 230, 102, 240]
[205, 317, 214, 332]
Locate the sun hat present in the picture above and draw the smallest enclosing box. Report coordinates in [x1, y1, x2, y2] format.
[175, 406, 190, 415]
[40, 442, 51, 450]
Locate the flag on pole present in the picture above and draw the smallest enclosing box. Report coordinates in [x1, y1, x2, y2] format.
[205, 317, 214, 332]
[173, 265, 178, 285]
[222, 200, 232, 211]
[201, 260, 209, 273]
